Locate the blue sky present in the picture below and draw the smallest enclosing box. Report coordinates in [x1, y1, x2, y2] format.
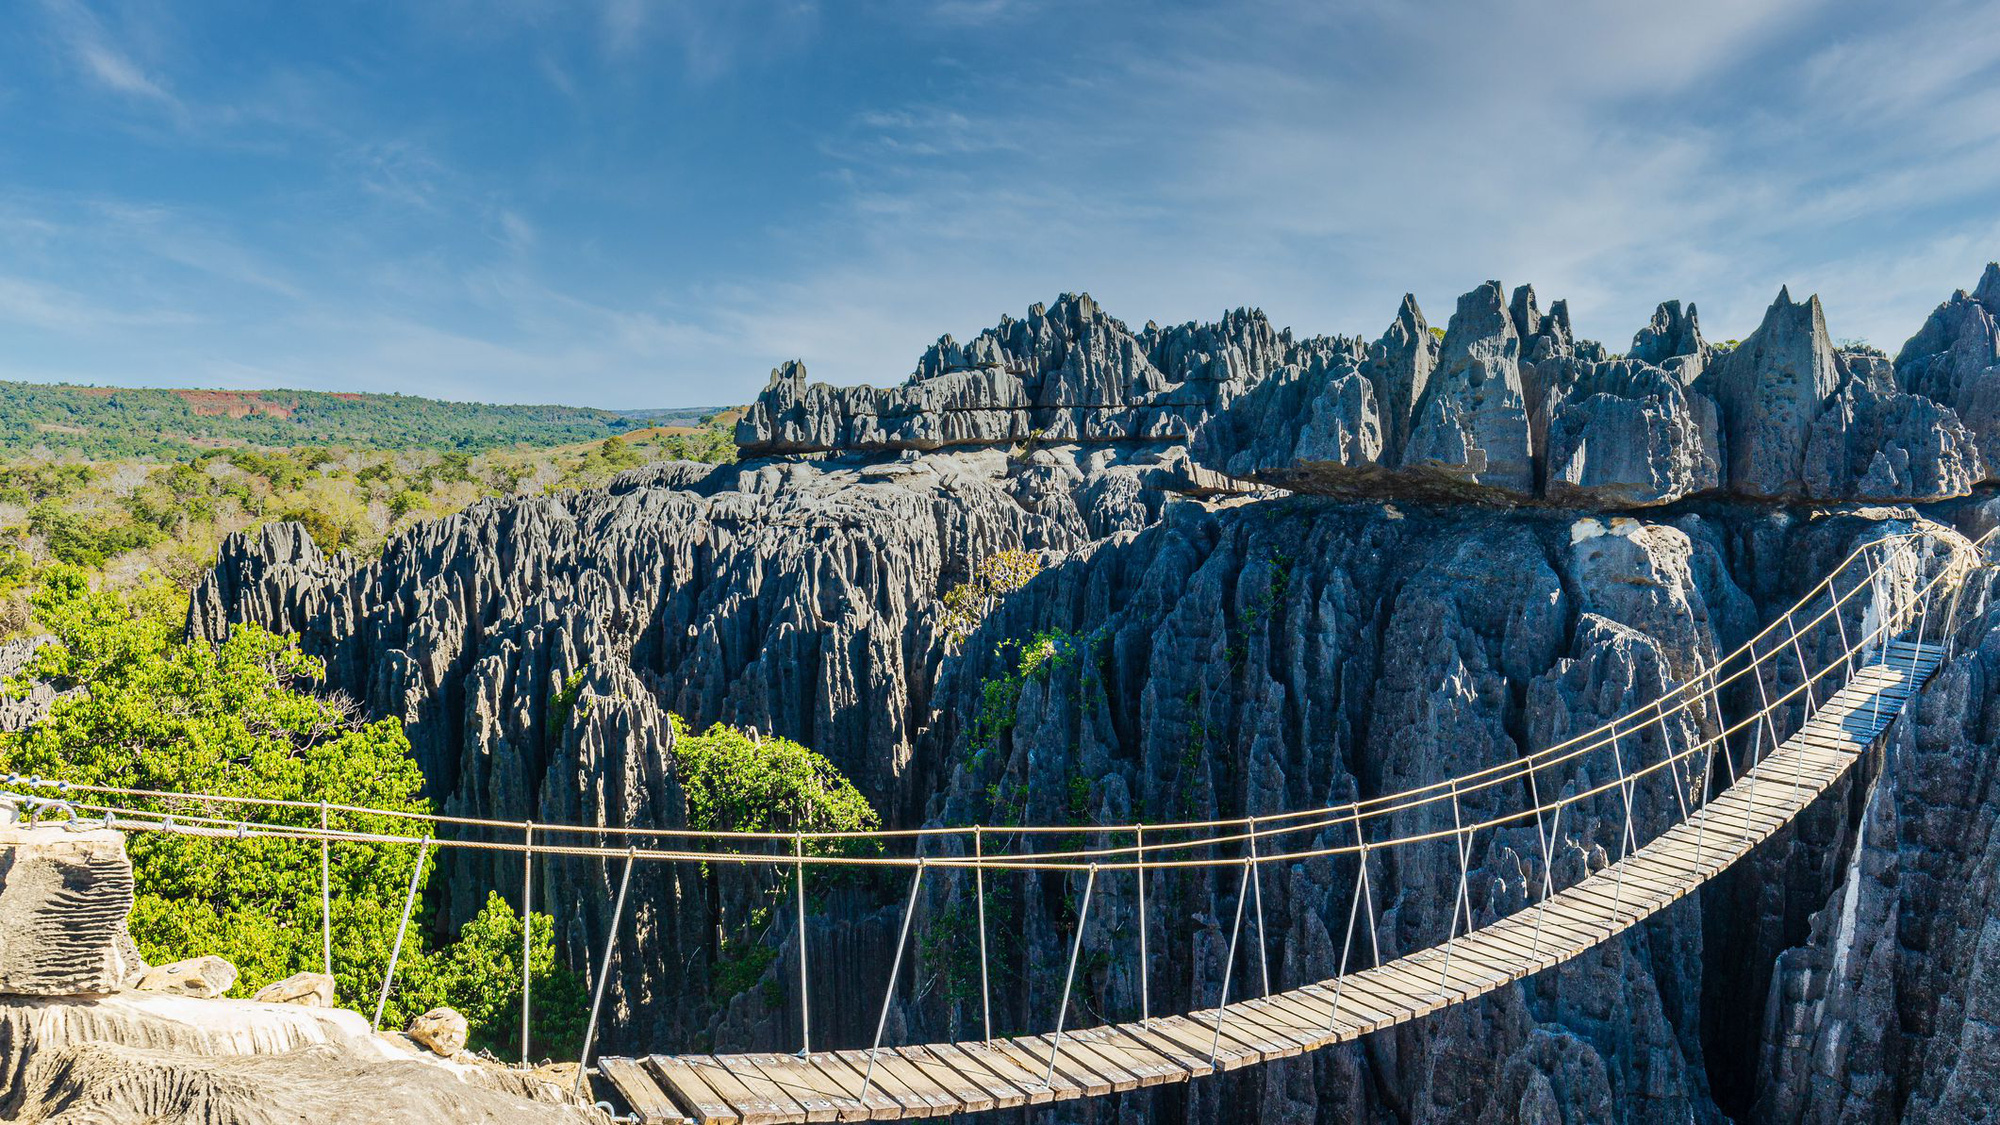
[3, 0, 1998, 408]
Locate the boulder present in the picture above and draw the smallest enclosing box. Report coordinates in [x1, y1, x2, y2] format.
[137, 955, 238, 999]
[407, 1007, 469, 1057]
[253, 971, 337, 1008]
[0, 824, 144, 996]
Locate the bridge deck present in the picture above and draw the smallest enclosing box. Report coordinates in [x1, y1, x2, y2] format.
[601, 641, 1942, 1124]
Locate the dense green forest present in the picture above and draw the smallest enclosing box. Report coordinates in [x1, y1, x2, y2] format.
[0, 379, 730, 459]
[0, 424, 735, 635]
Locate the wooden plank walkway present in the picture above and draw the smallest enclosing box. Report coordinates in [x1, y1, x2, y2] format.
[600, 641, 1942, 1123]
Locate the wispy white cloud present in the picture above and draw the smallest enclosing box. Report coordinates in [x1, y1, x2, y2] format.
[37, 0, 179, 107]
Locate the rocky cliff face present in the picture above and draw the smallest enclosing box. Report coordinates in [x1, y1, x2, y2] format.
[735, 271, 1999, 513]
[183, 266, 2000, 1123]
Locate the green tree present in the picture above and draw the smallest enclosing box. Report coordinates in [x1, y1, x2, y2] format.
[669, 714, 878, 843]
[667, 715, 879, 1005]
[0, 569, 584, 1053]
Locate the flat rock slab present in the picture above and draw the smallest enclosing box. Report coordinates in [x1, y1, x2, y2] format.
[0, 826, 143, 996]
[0, 993, 608, 1125]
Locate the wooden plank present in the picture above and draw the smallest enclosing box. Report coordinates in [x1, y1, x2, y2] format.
[1330, 972, 1426, 1024]
[1071, 1024, 1194, 1086]
[600, 1057, 692, 1125]
[1030, 1032, 1141, 1092]
[1435, 936, 1528, 986]
[1110, 1020, 1217, 1078]
[1391, 949, 1487, 1003]
[1209, 1000, 1313, 1056]
[1313, 979, 1400, 1036]
[733, 1055, 841, 1124]
[687, 1055, 805, 1125]
[886, 1046, 991, 1114]
[1367, 963, 1466, 1012]
[799, 1053, 911, 1122]
[828, 1049, 955, 1117]
[988, 1035, 1107, 1096]
[949, 1039, 1059, 1106]
[646, 1056, 742, 1125]
[912, 1043, 1028, 1111]
[1255, 989, 1341, 1039]
[1139, 1014, 1261, 1071]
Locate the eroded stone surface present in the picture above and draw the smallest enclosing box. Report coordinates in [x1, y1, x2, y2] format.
[0, 826, 142, 997]
[0, 993, 604, 1124]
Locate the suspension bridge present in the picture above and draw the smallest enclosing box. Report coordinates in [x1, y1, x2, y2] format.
[4, 526, 1993, 1124]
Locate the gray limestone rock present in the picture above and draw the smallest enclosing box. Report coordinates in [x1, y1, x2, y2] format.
[1405, 281, 1536, 494]
[1895, 264, 2000, 481]
[1630, 299, 1709, 382]
[1753, 566, 2000, 1123]
[0, 826, 142, 997]
[1366, 294, 1439, 463]
[1704, 288, 1845, 498]
[1543, 361, 1723, 507]
[1803, 381, 1982, 501]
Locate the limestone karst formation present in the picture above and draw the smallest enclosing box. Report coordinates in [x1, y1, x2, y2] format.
[173, 265, 2000, 1123]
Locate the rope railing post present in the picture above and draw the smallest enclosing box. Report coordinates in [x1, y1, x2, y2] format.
[1133, 824, 1149, 1024]
[1439, 784, 1469, 1000]
[1248, 826, 1271, 997]
[1046, 863, 1098, 1087]
[860, 857, 926, 1103]
[373, 836, 431, 1030]
[1871, 546, 1888, 728]
[793, 832, 811, 1055]
[521, 820, 534, 1066]
[1741, 654, 1773, 838]
[575, 846, 635, 1100]
[1693, 664, 1721, 870]
[1209, 858, 1252, 1066]
[1609, 735, 1636, 922]
[1833, 585, 1853, 680]
[1910, 578, 1935, 710]
[975, 826, 992, 1041]
[320, 800, 332, 979]
[1656, 702, 1689, 825]
[1327, 848, 1367, 1034]
[1787, 615, 1817, 719]
[1355, 812, 1380, 969]
[1530, 798, 1565, 957]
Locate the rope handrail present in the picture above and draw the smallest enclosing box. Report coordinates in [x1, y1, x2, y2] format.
[5, 591, 1927, 873]
[8, 526, 1978, 864]
[4, 524, 1988, 877]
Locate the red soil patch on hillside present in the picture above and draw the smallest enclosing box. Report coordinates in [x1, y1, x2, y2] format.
[65, 386, 297, 419]
[173, 390, 295, 420]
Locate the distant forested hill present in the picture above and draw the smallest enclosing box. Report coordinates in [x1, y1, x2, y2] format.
[0, 381, 730, 457]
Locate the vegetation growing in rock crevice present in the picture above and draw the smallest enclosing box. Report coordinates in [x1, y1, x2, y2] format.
[939, 549, 1042, 650]
[666, 715, 880, 1010]
[0, 569, 585, 1056]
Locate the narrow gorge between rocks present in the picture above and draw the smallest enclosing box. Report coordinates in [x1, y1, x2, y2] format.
[182, 266, 2000, 1124]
